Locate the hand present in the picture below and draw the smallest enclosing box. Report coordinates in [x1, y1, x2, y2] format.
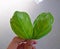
[7, 37, 36, 49]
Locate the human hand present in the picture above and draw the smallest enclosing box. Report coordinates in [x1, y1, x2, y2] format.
[7, 37, 36, 49]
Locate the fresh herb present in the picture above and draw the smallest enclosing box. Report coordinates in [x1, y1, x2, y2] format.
[10, 11, 54, 40]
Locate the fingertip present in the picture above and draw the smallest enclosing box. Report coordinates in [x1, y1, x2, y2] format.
[31, 40, 37, 45]
[33, 41, 37, 44]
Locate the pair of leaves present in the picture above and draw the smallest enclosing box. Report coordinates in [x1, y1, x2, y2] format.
[10, 11, 54, 40]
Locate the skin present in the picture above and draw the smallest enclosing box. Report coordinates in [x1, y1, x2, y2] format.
[7, 37, 36, 49]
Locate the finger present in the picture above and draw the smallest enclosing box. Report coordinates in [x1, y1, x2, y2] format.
[26, 40, 37, 45]
[24, 43, 32, 49]
[17, 43, 24, 49]
[12, 36, 25, 44]
[7, 37, 25, 49]
[32, 40, 37, 44]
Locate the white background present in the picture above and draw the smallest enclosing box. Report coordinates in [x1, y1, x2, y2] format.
[0, 0, 60, 49]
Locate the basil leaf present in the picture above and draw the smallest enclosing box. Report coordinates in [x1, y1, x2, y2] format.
[33, 12, 54, 39]
[10, 11, 33, 39]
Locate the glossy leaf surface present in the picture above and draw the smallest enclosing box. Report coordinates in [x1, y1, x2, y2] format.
[10, 11, 33, 39]
[33, 12, 54, 39]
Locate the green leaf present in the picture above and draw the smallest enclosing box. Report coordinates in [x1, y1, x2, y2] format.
[33, 12, 54, 39]
[10, 11, 33, 39]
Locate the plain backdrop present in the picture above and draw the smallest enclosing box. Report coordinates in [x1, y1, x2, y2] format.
[0, 0, 60, 49]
